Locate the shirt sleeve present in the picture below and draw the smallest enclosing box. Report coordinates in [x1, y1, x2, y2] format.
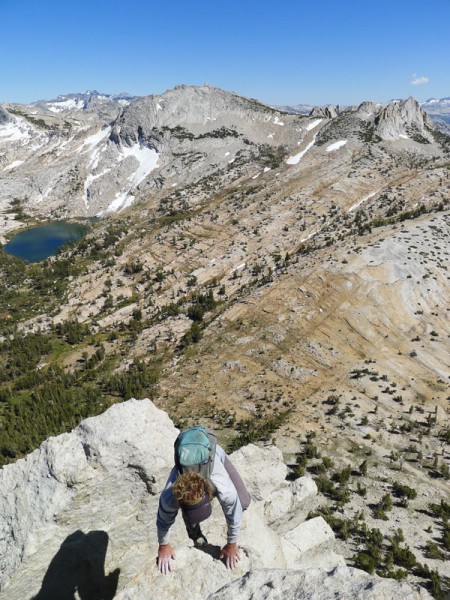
[212, 445, 243, 544]
[156, 467, 180, 545]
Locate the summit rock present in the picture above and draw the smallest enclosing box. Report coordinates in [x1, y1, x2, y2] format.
[375, 97, 434, 140]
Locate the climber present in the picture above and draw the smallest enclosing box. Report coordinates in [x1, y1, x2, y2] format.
[156, 426, 251, 575]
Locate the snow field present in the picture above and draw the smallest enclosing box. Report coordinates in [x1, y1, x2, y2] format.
[326, 140, 347, 152]
[286, 134, 318, 165]
[306, 119, 323, 131]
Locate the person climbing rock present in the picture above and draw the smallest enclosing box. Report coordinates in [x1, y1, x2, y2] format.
[156, 426, 251, 574]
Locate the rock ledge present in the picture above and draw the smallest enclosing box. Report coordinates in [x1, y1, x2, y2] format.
[0, 399, 431, 599]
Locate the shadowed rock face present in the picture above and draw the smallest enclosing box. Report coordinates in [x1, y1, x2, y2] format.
[0, 106, 10, 124]
[0, 400, 431, 599]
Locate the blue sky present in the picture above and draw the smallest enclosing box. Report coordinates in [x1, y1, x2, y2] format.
[1, 0, 449, 106]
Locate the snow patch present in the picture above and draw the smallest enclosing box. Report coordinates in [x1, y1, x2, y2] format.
[273, 116, 284, 126]
[263, 167, 271, 172]
[286, 134, 318, 165]
[326, 140, 347, 152]
[47, 98, 83, 113]
[348, 189, 381, 213]
[252, 173, 260, 179]
[267, 133, 274, 139]
[0, 118, 31, 143]
[231, 262, 246, 273]
[306, 119, 322, 131]
[399, 134, 409, 139]
[56, 135, 75, 157]
[3, 160, 24, 171]
[81, 127, 111, 152]
[42, 186, 53, 200]
[100, 143, 159, 213]
[224, 152, 230, 157]
[34, 185, 54, 204]
[105, 192, 135, 214]
[122, 144, 159, 187]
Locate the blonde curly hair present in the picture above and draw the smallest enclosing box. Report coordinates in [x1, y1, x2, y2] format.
[172, 472, 212, 505]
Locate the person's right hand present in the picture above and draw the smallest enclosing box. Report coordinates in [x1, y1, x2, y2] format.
[220, 542, 240, 570]
[157, 544, 176, 575]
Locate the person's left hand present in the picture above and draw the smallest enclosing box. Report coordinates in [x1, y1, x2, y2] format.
[157, 544, 176, 575]
[220, 542, 240, 570]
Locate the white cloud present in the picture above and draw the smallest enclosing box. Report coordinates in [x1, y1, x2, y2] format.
[410, 75, 429, 85]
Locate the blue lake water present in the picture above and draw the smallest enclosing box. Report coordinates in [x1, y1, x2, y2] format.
[4, 221, 89, 263]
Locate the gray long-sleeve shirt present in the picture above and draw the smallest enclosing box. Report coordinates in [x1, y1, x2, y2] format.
[157, 444, 243, 545]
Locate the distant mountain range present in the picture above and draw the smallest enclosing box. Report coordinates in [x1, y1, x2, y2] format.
[0, 86, 443, 222]
[419, 97, 450, 131]
[274, 96, 450, 133]
[31, 90, 137, 113]
[28, 90, 450, 130]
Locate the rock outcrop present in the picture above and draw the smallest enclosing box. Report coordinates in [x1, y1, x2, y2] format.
[356, 101, 378, 117]
[0, 105, 11, 125]
[0, 399, 431, 599]
[375, 97, 434, 141]
[209, 567, 432, 599]
[309, 105, 339, 119]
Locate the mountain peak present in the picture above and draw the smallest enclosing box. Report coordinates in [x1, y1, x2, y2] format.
[375, 96, 433, 140]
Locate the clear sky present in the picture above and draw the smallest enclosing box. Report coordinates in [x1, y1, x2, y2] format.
[1, 0, 449, 106]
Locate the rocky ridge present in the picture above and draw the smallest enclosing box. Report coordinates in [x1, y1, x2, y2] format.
[376, 97, 434, 141]
[0, 87, 443, 238]
[0, 85, 305, 224]
[0, 399, 432, 599]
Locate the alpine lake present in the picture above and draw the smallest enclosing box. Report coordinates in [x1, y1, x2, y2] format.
[3, 221, 90, 263]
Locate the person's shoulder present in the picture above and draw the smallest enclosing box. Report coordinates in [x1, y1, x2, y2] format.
[215, 444, 226, 460]
[162, 466, 178, 490]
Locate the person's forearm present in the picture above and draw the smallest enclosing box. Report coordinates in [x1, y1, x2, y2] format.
[157, 509, 176, 544]
[224, 499, 242, 543]
[156, 498, 178, 544]
[227, 530, 239, 544]
[158, 529, 171, 545]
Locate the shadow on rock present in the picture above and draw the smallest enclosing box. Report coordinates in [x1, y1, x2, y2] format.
[194, 542, 222, 561]
[31, 530, 120, 600]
